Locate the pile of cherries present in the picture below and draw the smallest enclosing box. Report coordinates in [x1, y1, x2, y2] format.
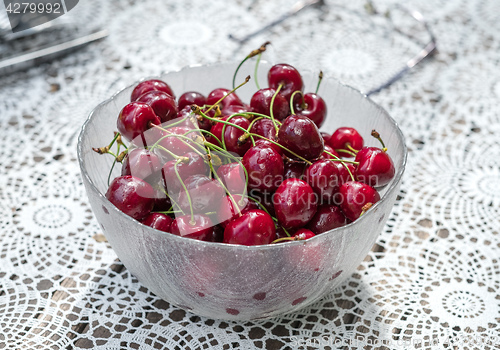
[96, 59, 395, 246]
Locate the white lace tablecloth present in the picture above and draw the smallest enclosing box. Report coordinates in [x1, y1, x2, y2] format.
[1, 0, 499, 348]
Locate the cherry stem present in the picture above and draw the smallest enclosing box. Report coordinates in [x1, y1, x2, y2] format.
[204, 142, 250, 191]
[346, 144, 359, 154]
[232, 41, 270, 90]
[221, 114, 240, 151]
[270, 84, 283, 135]
[247, 133, 312, 165]
[335, 148, 356, 157]
[371, 129, 388, 152]
[359, 202, 373, 217]
[174, 159, 195, 224]
[324, 151, 356, 181]
[230, 112, 283, 127]
[315, 71, 323, 94]
[92, 132, 123, 156]
[208, 75, 250, 114]
[289, 90, 305, 114]
[271, 236, 305, 244]
[254, 53, 262, 90]
[149, 124, 205, 157]
[107, 158, 117, 187]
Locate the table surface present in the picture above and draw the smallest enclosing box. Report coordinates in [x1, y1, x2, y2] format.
[1, 0, 499, 349]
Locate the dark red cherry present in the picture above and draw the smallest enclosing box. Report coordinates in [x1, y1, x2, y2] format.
[121, 148, 162, 181]
[284, 161, 307, 180]
[306, 204, 347, 234]
[209, 225, 225, 242]
[142, 213, 173, 232]
[338, 181, 380, 221]
[294, 93, 327, 128]
[268, 64, 304, 103]
[105, 175, 155, 221]
[221, 104, 250, 118]
[171, 214, 214, 241]
[329, 127, 364, 157]
[242, 144, 284, 192]
[177, 105, 211, 131]
[273, 179, 318, 229]
[117, 102, 161, 142]
[176, 175, 226, 214]
[216, 162, 246, 195]
[293, 229, 315, 240]
[305, 159, 341, 204]
[277, 114, 324, 160]
[178, 91, 206, 111]
[250, 88, 290, 121]
[223, 209, 276, 245]
[152, 187, 172, 212]
[250, 118, 277, 140]
[321, 132, 332, 145]
[335, 161, 356, 185]
[206, 88, 244, 109]
[321, 144, 340, 160]
[154, 126, 196, 161]
[131, 79, 175, 101]
[254, 138, 282, 155]
[354, 147, 395, 187]
[209, 116, 251, 156]
[161, 152, 208, 192]
[136, 91, 178, 123]
[247, 190, 275, 217]
[217, 194, 259, 227]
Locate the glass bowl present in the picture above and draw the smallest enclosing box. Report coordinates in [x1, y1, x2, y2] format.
[77, 62, 407, 321]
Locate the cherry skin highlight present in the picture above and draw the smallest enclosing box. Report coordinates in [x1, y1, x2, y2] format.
[223, 209, 276, 246]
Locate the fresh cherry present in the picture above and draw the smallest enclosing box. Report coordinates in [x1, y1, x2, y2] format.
[117, 102, 160, 142]
[321, 144, 340, 160]
[209, 116, 251, 156]
[250, 88, 290, 121]
[329, 127, 364, 157]
[250, 118, 277, 140]
[136, 91, 178, 123]
[178, 91, 206, 111]
[217, 194, 259, 227]
[177, 105, 211, 131]
[338, 181, 380, 221]
[354, 147, 395, 187]
[242, 144, 284, 192]
[142, 213, 173, 232]
[254, 138, 282, 155]
[161, 152, 208, 192]
[223, 209, 276, 245]
[206, 88, 244, 109]
[121, 148, 162, 181]
[268, 64, 303, 103]
[284, 161, 307, 180]
[171, 214, 214, 241]
[221, 104, 250, 118]
[216, 162, 246, 195]
[335, 161, 357, 185]
[321, 132, 332, 145]
[305, 159, 340, 204]
[306, 204, 347, 234]
[294, 93, 327, 128]
[131, 79, 175, 101]
[277, 114, 324, 160]
[273, 179, 317, 229]
[293, 228, 315, 240]
[176, 174, 226, 214]
[154, 126, 196, 161]
[105, 175, 155, 221]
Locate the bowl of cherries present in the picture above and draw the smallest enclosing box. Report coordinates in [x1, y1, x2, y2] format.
[78, 52, 406, 320]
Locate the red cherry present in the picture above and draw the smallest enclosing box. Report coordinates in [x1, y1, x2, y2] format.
[206, 88, 244, 109]
[242, 144, 284, 192]
[152, 187, 172, 212]
[105, 175, 155, 221]
[217, 194, 259, 227]
[254, 138, 283, 155]
[354, 147, 395, 187]
[321, 132, 332, 145]
[273, 179, 318, 229]
[142, 213, 173, 232]
[321, 144, 340, 160]
[161, 152, 208, 192]
[293, 228, 315, 240]
[250, 118, 277, 140]
[136, 91, 178, 123]
[329, 127, 364, 157]
[221, 104, 250, 118]
[250, 88, 290, 121]
[178, 91, 206, 111]
[223, 209, 276, 246]
[216, 162, 246, 195]
[294, 93, 327, 128]
[117, 102, 161, 142]
[131, 79, 175, 101]
[277, 114, 324, 160]
[268, 64, 304, 103]
[284, 161, 307, 180]
[306, 204, 347, 234]
[338, 181, 380, 221]
[176, 174, 226, 214]
[209, 116, 251, 156]
[248, 190, 275, 217]
[335, 161, 357, 185]
[208, 225, 225, 243]
[177, 105, 212, 131]
[154, 126, 196, 161]
[171, 214, 214, 241]
[305, 159, 341, 204]
[121, 148, 162, 181]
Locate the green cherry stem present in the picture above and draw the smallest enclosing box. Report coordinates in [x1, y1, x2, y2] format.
[269, 84, 283, 134]
[371, 129, 388, 152]
[254, 53, 262, 89]
[173, 159, 195, 224]
[246, 133, 312, 165]
[207, 75, 250, 115]
[324, 150, 356, 181]
[315, 71, 323, 94]
[289, 90, 305, 115]
[232, 41, 270, 89]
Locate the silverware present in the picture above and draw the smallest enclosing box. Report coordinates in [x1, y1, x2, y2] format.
[228, 0, 325, 44]
[0, 29, 108, 76]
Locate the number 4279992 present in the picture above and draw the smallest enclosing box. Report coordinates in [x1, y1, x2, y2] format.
[5, 2, 62, 14]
